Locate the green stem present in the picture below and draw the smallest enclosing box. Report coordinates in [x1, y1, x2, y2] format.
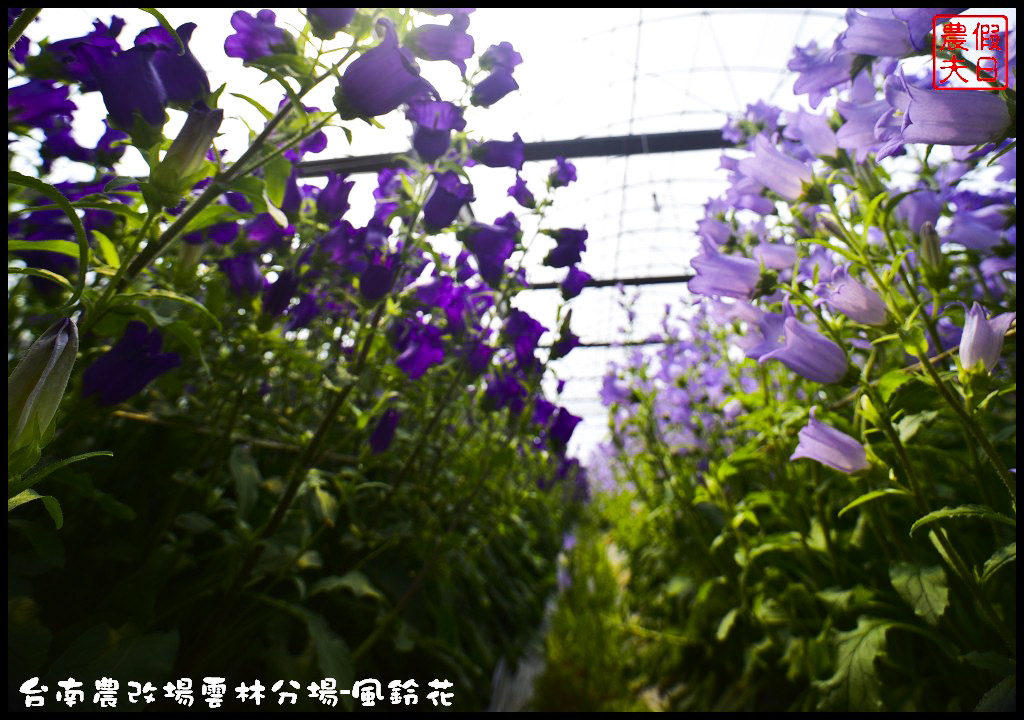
[8, 8, 39, 51]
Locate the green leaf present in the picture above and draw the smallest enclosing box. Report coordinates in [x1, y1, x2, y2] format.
[8, 239, 82, 259]
[298, 609, 353, 689]
[889, 562, 948, 625]
[9, 451, 114, 499]
[716, 607, 739, 642]
[229, 445, 261, 521]
[981, 542, 1015, 584]
[230, 92, 274, 120]
[92, 230, 121, 268]
[877, 369, 913, 403]
[898, 325, 928, 358]
[263, 153, 293, 208]
[113, 289, 222, 330]
[975, 675, 1016, 712]
[910, 505, 1016, 537]
[309, 571, 384, 602]
[8, 171, 89, 309]
[838, 488, 912, 519]
[8, 266, 74, 290]
[816, 617, 890, 711]
[8, 490, 64, 529]
[896, 409, 939, 444]
[181, 203, 244, 235]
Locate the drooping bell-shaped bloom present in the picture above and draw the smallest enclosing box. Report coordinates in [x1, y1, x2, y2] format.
[549, 156, 577, 188]
[405, 13, 474, 74]
[316, 172, 355, 224]
[471, 68, 518, 107]
[82, 321, 181, 406]
[71, 44, 167, 142]
[960, 302, 1016, 372]
[149, 105, 223, 207]
[752, 242, 797, 270]
[307, 8, 356, 40]
[823, 267, 888, 326]
[738, 134, 812, 202]
[504, 309, 548, 372]
[423, 170, 475, 232]
[561, 265, 591, 300]
[836, 8, 915, 57]
[219, 253, 264, 296]
[507, 174, 535, 209]
[8, 80, 76, 130]
[788, 40, 854, 109]
[369, 407, 401, 453]
[479, 41, 522, 71]
[472, 133, 525, 170]
[783, 107, 838, 159]
[899, 77, 1013, 147]
[135, 22, 209, 109]
[8, 318, 78, 457]
[39, 16, 125, 90]
[548, 408, 582, 448]
[285, 292, 320, 331]
[543, 228, 588, 268]
[225, 10, 295, 63]
[262, 270, 299, 319]
[360, 256, 398, 302]
[688, 245, 760, 300]
[335, 19, 434, 119]
[457, 216, 518, 287]
[392, 317, 444, 379]
[790, 408, 869, 474]
[406, 100, 466, 162]
[760, 317, 848, 384]
[836, 99, 890, 162]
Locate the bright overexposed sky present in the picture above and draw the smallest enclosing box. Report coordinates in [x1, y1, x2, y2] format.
[11, 8, 1016, 457]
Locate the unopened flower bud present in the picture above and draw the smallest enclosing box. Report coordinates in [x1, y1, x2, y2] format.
[148, 105, 223, 208]
[8, 318, 78, 459]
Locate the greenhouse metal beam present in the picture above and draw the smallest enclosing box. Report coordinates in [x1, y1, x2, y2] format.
[295, 129, 729, 177]
[527, 273, 693, 291]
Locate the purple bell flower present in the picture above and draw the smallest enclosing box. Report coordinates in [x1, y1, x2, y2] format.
[504, 308, 548, 372]
[782, 107, 837, 159]
[219, 253, 264, 296]
[335, 19, 435, 119]
[471, 68, 518, 107]
[405, 14, 474, 74]
[836, 8, 915, 57]
[823, 267, 888, 326]
[71, 44, 167, 141]
[82, 321, 181, 406]
[406, 100, 466, 162]
[480, 41, 522, 71]
[458, 217, 518, 287]
[898, 73, 1013, 147]
[262, 270, 298, 319]
[285, 292, 320, 331]
[543, 228, 588, 268]
[472, 133, 525, 170]
[561, 266, 591, 300]
[960, 302, 1016, 372]
[687, 245, 760, 299]
[549, 157, 578, 188]
[548, 408, 582, 448]
[393, 318, 444, 380]
[836, 99, 890, 162]
[369, 408, 401, 453]
[759, 317, 848, 384]
[738, 134, 812, 202]
[507, 175, 535, 209]
[317, 172, 355, 224]
[135, 22, 209, 109]
[788, 40, 854, 109]
[307, 8, 356, 40]
[225, 10, 295, 63]
[423, 171, 475, 232]
[8, 80, 76, 130]
[790, 408, 869, 474]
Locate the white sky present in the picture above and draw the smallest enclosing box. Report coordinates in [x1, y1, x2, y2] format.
[12, 8, 1016, 458]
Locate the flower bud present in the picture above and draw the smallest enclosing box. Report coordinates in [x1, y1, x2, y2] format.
[960, 302, 1016, 374]
[8, 318, 79, 460]
[148, 105, 223, 208]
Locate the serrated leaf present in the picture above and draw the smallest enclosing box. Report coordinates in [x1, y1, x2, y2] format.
[981, 542, 1015, 584]
[910, 505, 1016, 537]
[298, 609, 353, 688]
[896, 410, 939, 443]
[889, 562, 948, 625]
[838, 488, 912, 518]
[816, 617, 890, 711]
[114, 289, 222, 330]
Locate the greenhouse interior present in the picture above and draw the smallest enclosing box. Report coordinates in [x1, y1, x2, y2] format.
[7, 6, 1017, 712]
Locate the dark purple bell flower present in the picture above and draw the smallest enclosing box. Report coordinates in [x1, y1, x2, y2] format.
[262, 270, 298, 319]
[317, 172, 354, 224]
[423, 171, 475, 232]
[245, 213, 294, 250]
[8, 80, 76, 130]
[471, 68, 518, 107]
[504, 308, 547, 372]
[458, 218, 518, 287]
[464, 337, 495, 376]
[285, 292, 320, 331]
[39, 16, 124, 90]
[507, 175, 535, 209]
[472, 132, 524, 170]
[534, 397, 556, 426]
[406, 100, 466, 162]
[405, 14, 474, 75]
[561, 266, 591, 300]
[225, 191, 253, 213]
[484, 371, 527, 415]
[135, 22, 209, 109]
[549, 156, 577, 188]
[225, 10, 295, 63]
[480, 41, 522, 71]
[543, 228, 588, 268]
[72, 44, 167, 137]
[184, 221, 238, 246]
[335, 18, 435, 120]
[369, 408, 401, 453]
[219, 253, 264, 296]
[394, 318, 444, 379]
[360, 258, 398, 302]
[40, 120, 92, 172]
[94, 121, 129, 167]
[549, 327, 581, 361]
[82, 321, 181, 406]
[548, 408, 582, 448]
[307, 8, 356, 40]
